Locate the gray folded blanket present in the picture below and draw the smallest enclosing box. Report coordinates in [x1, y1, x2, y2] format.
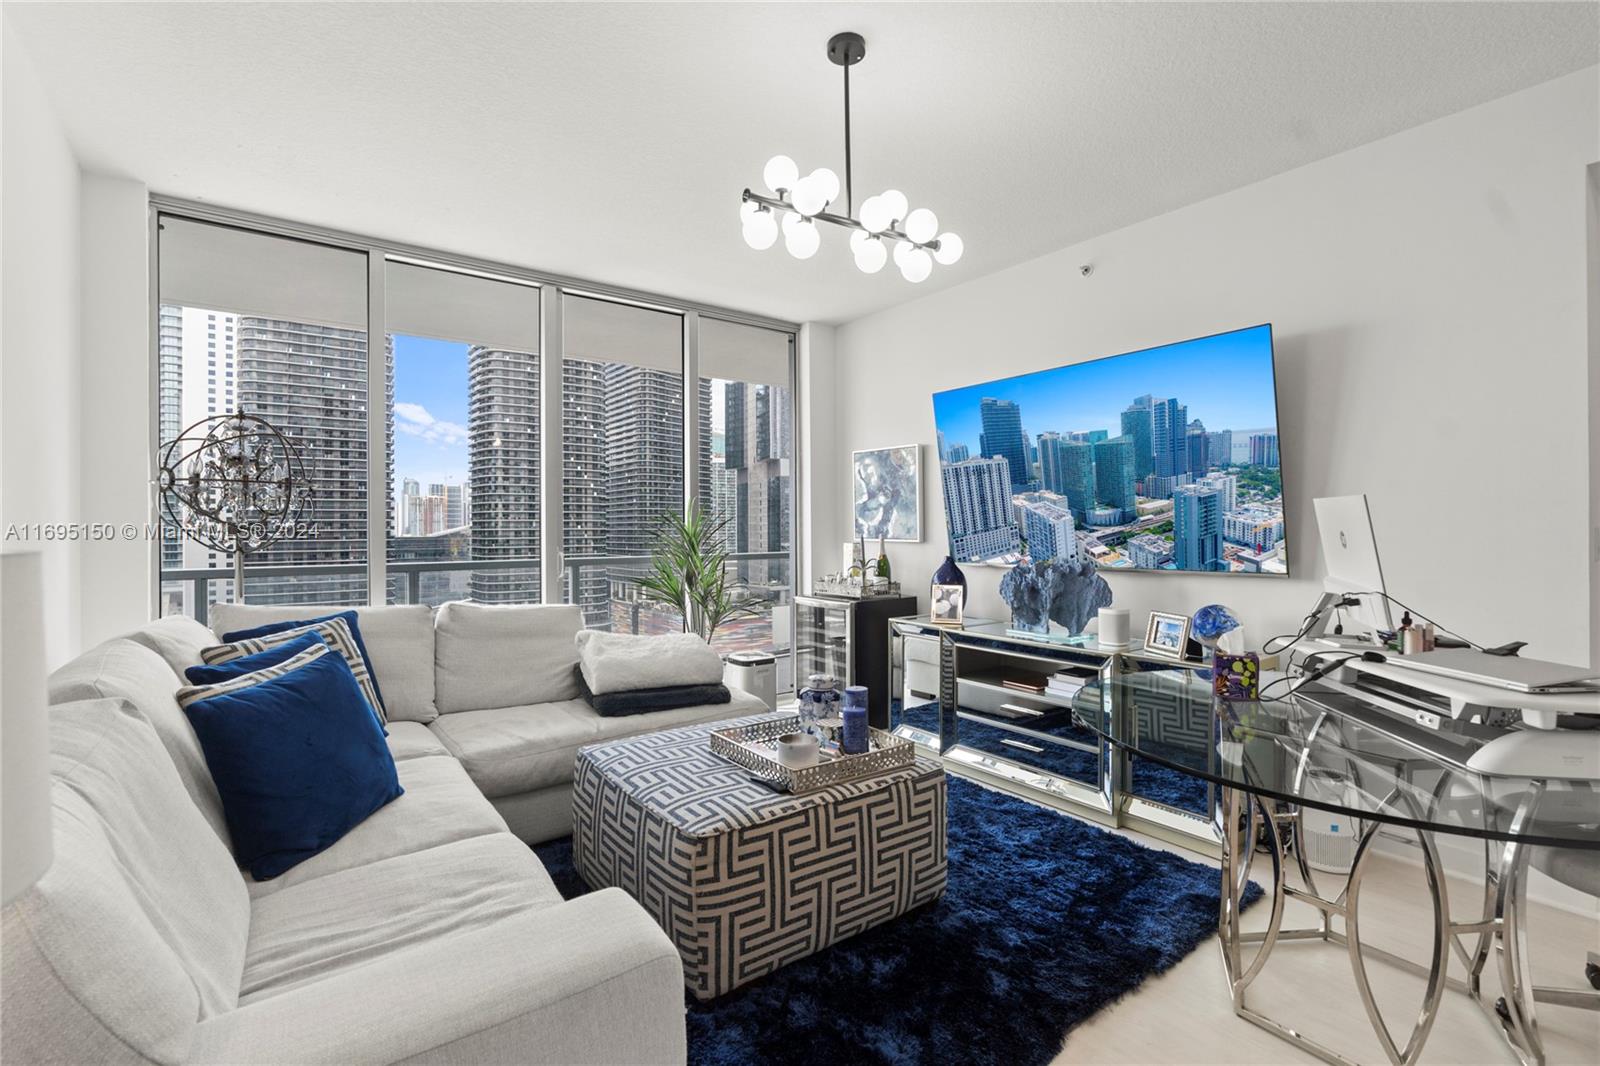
[572, 665, 731, 718]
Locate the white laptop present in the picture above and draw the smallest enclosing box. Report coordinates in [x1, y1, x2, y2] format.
[1385, 648, 1600, 693]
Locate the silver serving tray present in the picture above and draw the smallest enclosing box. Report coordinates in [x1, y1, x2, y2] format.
[710, 714, 916, 794]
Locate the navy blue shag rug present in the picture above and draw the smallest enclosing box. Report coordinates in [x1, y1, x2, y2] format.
[535, 775, 1259, 1066]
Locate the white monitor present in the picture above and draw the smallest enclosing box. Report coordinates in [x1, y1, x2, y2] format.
[1313, 494, 1393, 635]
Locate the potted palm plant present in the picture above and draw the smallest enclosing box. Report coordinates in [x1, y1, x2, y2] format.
[636, 503, 759, 642]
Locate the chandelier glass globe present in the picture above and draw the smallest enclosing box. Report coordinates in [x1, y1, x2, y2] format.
[782, 212, 821, 258]
[903, 207, 938, 244]
[898, 246, 933, 283]
[762, 154, 799, 194]
[858, 195, 892, 234]
[789, 174, 829, 217]
[879, 189, 909, 228]
[742, 210, 778, 250]
[850, 230, 887, 273]
[933, 232, 964, 265]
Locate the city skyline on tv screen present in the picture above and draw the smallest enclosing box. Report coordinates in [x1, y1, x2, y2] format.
[931, 324, 1287, 576]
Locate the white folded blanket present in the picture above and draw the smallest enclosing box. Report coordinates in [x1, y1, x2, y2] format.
[575, 629, 725, 696]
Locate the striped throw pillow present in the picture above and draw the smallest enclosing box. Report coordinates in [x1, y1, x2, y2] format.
[201, 617, 386, 723]
[178, 642, 332, 709]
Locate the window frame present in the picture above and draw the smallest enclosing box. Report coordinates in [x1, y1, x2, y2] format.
[149, 197, 799, 625]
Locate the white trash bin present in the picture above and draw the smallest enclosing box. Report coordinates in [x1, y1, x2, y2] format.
[723, 651, 777, 710]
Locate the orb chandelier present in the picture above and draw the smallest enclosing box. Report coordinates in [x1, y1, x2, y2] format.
[738, 32, 963, 283]
[158, 408, 313, 600]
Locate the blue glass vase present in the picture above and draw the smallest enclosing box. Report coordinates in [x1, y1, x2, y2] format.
[932, 554, 966, 593]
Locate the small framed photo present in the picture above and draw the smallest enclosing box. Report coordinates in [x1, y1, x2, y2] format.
[1144, 611, 1191, 659]
[930, 584, 965, 626]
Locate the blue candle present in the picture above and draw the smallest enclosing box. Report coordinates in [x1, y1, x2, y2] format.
[841, 686, 869, 755]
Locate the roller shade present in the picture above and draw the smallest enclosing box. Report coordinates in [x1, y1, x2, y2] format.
[699, 317, 792, 389]
[385, 261, 539, 352]
[562, 293, 681, 371]
[157, 215, 366, 327]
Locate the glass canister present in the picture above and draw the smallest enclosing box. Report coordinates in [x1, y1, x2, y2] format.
[797, 674, 837, 736]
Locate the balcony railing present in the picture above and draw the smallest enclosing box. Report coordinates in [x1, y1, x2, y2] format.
[162, 552, 791, 645]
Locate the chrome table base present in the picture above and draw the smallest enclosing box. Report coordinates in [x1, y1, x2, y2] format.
[1216, 785, 1571, 1066]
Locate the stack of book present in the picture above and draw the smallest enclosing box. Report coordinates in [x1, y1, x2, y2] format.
[1046, 668, 1092, 702]
[1001, 673, 1048, 695]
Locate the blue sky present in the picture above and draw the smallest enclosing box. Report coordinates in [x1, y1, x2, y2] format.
[932, 324, 1280, 452]
[392, 335, 470, 492]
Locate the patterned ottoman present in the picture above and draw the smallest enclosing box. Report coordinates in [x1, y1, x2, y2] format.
[571, 716, 948, 1000]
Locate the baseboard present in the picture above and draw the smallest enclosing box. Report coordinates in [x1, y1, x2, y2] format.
[1372, 827, 1597, 918]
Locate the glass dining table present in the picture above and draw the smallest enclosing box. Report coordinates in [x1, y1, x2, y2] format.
[1070, 666, 1600, 1066]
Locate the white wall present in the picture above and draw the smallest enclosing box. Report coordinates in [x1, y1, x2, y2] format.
[2, 29, 83, 668]
[825, 68, 1599, 666]
[78, 173, 152, 648]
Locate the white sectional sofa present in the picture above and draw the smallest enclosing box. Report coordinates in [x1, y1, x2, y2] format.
[2, 603, 768, 1065]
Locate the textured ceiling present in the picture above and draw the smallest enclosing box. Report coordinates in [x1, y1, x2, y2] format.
[6, 2, 1597, 324]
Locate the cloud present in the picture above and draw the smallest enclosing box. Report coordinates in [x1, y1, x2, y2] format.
[394, 402, 468, 447]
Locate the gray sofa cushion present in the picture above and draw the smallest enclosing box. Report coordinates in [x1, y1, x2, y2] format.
[208, 604, 439, 723]
[430, 691, 769, 799]
[0, 699, 249, 1066]
[385, 720, 452, 761]
[125, 613, 218, 678]
[240, 833, 562, 1003]
[244, 752, 509, 899]
[429, 700, 600, 798]
[434, 602, 583, 713]
[48, 637, 231, 845]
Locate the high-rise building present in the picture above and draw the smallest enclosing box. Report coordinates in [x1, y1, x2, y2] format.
[1126, 532, 1172, 570]
[1198, 472, 1238, 515]
[157, 305, 185, 576]
[942, 456, 1019, 560]
[707, 454, 738, 552]
[1059, 439, 1097, 522]
[723, 381, 791, 584]
[468, 347, 540, 604]
[603, 364, 684, 556]
[1186, 419, 1209, 474]
[160, 307, 246, 612]
[1120, 397, 1154, 481]
[1037, 432, 1067, 494]
[1141, 472, 1192, 500]
[1223, 506, 1284, 549]
[1151, 396, 1188, 478]
[236, 317, 392, 607]
[1092, 435, 1136, 520]
[1173, 483, 1223, 571]
[1016, 495, 1080, 564]
[946, 443, 970, 463]
[1249, 432, 1280, 468]
[399, 478, 421, 536]
[561, 358, 608, 623]
[978, 397, 1030, 491]
[428, 483, 466, 530]
[1207, 430, 1233, 472]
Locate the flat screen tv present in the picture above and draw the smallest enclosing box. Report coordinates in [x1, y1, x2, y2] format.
[931, 323, 1286, 576]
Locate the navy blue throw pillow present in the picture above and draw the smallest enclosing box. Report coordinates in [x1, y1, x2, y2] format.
[222, 610, 388, 718]
[184, 631, 326, 686]
[181, 648, 403, 880]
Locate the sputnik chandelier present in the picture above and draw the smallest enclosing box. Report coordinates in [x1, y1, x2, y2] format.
[739, 32, 963, 282]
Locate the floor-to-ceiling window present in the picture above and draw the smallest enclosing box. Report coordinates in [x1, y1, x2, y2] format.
[560, 293, 685, 632]
[383, 261, 541, 607]
[154, 203, 796, 689]
[698, 318, 795, 690]
[156, 216, 375, 616]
